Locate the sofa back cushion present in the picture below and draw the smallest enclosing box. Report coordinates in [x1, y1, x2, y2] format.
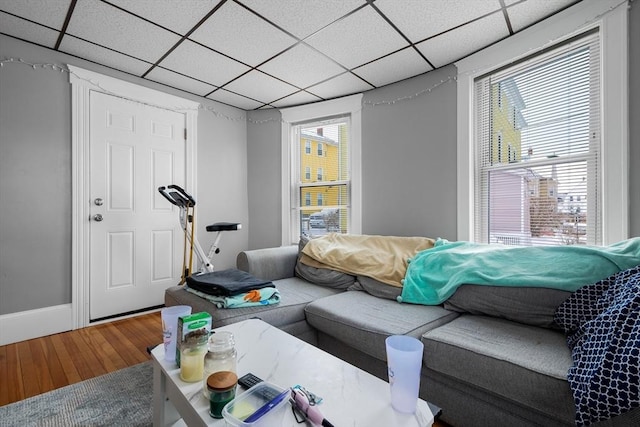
[443, 285, 571, 328]
[295, 236, 355, 289]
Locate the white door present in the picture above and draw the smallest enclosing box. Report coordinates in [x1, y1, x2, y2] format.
[89, 91, 185, 320]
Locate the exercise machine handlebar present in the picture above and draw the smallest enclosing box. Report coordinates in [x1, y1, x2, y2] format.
[158, 185, 196, 208]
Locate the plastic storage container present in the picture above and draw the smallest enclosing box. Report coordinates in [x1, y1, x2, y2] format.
[222, 382, 289, 426]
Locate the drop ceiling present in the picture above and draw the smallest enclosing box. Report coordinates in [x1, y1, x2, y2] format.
[0, 0, 580, 111]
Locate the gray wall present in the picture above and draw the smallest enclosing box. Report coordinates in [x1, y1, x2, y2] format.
[0, 35, 248, 315]
[0, 37, 72, 314]
[361, 66, 457, 239]
[243, 67, 458, 248]
[246, 5, 640, 248]
[246, 109, 283, 250]
[2, 1, 639, 316]
[245, 66, 458, 247]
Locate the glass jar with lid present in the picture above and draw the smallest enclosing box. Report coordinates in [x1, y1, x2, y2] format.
[202, 331, 237, 397]
[207, 371, 238, 418]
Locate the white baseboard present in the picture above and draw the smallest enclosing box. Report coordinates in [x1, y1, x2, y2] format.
[0, 304, 73, 345]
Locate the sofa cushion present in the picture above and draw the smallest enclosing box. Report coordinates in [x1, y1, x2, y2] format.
[305, 290, 458, 361]
[236, 245, 298, 281]
[295, 236, 356, 289]
[443, 285, 571, 328]
[351, 275, 402, 300]
[422, 314, 575, 424]
[165, 277, 342, 328]
[295, 263, 356, 289]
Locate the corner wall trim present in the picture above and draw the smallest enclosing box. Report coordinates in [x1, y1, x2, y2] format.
[0, 304, 73, 346]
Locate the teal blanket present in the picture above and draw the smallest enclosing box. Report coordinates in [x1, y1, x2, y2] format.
[398, 238, 640, 305]
[185, 286, 280, 308]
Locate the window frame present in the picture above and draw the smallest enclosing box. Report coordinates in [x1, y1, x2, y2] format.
[456, 0, 628, 245]
[281, 94, 362, 246]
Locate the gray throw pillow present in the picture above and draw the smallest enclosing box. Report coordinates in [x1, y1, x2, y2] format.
[353, 275, 402, 300]
[443, 284, 572, 329]
[295, 236, 355, 289]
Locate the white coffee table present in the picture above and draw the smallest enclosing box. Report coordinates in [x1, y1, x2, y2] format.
[152, 318, 434, 426]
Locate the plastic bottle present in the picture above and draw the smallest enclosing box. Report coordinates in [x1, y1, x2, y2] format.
[202, 331, 237, 398]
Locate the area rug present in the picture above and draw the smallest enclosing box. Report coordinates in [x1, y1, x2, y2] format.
[0, 361, 152, 427]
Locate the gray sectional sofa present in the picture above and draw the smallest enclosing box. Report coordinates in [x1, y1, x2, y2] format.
[165, 244, 639, 427]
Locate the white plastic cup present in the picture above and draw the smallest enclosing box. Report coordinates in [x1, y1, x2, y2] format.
[385, 335, 424, 413]
[161, 305, 192, 362]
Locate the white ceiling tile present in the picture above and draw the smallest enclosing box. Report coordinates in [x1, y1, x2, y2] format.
[0, 12, 59, 48]
[353, 47, 433, 88]
[305, 5, 409, 69]
[1, 0, 581, 111]
[207, 89, 264, 110]
[417, 11, 509, 68]
[306, 72, 373, 100]
[158, 39, 250, 87]
[375, 0, 502, 43]
[0, 0, 71, 29]
[107, 0, 217, 35]
[146, 67, 217, 97]
[239, 0, 365, 39]
[271, 91, 322, 108]
[507, 0, 577, 32]
[259, 43, 345, 89]
[66, 0, 180, 63]
[224, 70, 298, 104]
[190, 1, 296, 67]
[59, 35, 152, 75]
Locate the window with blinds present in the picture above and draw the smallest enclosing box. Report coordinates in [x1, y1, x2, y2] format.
[474, 31, 600, 246]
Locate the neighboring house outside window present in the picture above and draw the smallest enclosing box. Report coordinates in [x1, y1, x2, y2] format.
[305, 166, 310, 180]
[305, 140, 310, 154]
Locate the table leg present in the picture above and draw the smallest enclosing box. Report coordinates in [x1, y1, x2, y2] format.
[153, 359, 180, 426]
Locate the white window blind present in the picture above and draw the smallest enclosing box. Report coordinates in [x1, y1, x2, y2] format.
[474, 31, 600, 246]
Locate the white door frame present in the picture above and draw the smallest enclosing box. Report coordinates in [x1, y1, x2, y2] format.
[70, 65, 199, 329]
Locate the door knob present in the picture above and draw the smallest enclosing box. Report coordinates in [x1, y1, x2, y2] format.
[93, 214, 103, 222]
[94, 198, 104, 206]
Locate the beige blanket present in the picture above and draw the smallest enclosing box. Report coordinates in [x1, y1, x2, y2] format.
[300, 233, 435, 287]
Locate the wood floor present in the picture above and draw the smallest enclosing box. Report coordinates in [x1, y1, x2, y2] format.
[0, 312, 449, 426]
[0, 311, 161, 406]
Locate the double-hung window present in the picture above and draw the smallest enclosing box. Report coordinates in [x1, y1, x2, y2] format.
[475, 32, 600, 246]
[281, 95, 362, 244]
[456, 0, 628, 246]
[293, 118, 348, 237]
